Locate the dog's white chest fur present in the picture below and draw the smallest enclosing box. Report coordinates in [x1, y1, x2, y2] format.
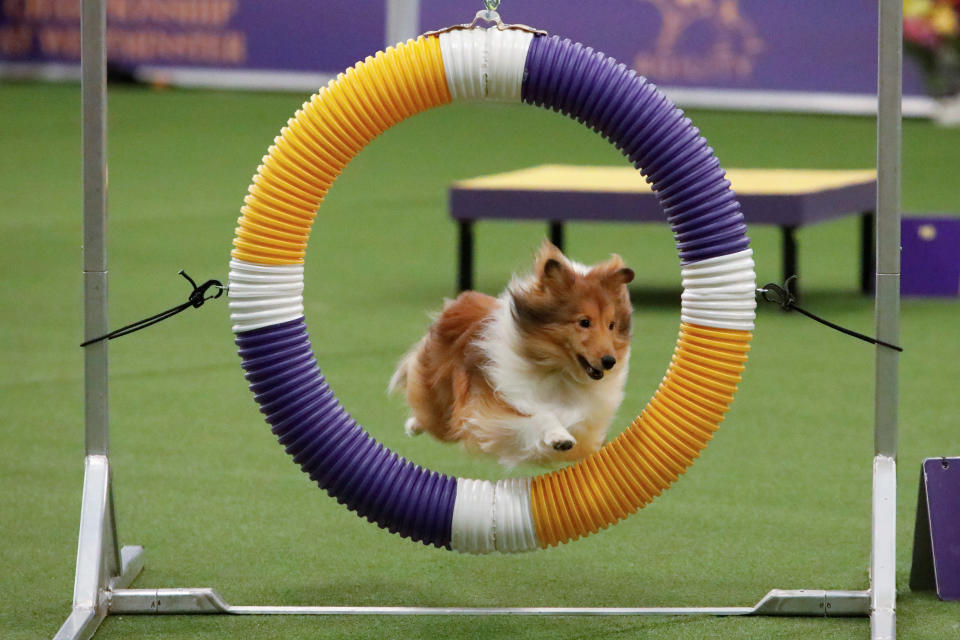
[471, 297, 628, 465]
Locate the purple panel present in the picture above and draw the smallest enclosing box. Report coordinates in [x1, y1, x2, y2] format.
[450, 188, 665, 223]
[922, 458, 960, 599]
[420, 0, 928, 96]
[6, 2, 929, 96]
[450, 178, 876, 226]
[231, 4, 384, 73]
[901, 217, 960, 297]
[235, 318, 456, 549]
[0, 3, 384, 74]
[521, 35, 748, 263]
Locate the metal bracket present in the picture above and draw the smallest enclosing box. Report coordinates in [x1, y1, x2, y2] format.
[752, 589, 871, 617]
[422, 9, 547, 38]
[53, 456, 145, 640]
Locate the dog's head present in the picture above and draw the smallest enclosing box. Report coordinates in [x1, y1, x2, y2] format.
[509, 240, 634, 382]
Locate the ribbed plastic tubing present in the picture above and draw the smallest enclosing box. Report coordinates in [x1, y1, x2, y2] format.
[230, 28, 755, 553]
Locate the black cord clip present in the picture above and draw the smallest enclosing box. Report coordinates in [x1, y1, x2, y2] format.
[757, 275, 800, 311]
[756, 276, 903, 352]
[80, 270, 224, 347]
[179, 270, 225, 308]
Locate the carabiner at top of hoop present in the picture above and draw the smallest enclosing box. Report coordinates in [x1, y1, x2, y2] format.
[422, 0, 547, 38]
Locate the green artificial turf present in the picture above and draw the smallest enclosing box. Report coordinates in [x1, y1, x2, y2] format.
[2, 82, 959, 639]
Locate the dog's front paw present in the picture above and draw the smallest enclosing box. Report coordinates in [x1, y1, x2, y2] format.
[544, 430, 576, 451]
[404, 417, 424, 437]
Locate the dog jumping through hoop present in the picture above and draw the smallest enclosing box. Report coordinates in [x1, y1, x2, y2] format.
[389, 240, 634, 467]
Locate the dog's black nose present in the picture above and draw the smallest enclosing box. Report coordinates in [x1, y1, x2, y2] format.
[601, 355, 616, 370]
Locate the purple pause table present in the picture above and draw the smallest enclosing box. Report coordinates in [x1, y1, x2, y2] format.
[450, 165, 878, 293]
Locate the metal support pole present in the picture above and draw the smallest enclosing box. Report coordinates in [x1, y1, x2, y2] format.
[871, 1, 901, 638]
[385, 0, 420, 47]
[54, 3, 144, 638]
[874, 1, 902, 456]
[82, 0, 109, 458]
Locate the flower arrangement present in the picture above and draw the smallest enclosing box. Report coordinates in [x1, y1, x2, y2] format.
[904, 0, 960, 98]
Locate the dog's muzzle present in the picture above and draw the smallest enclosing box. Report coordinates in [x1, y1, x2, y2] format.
[577, 355, 605, 380]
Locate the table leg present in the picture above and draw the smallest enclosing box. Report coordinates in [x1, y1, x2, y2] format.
[549, 221, 565, 251]
[781, 225, 798, 287]
[458, 220, 475, 292]
[860, 210, 876, 295]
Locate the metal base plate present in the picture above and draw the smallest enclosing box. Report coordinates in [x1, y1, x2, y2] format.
[107, 587, 870, 618]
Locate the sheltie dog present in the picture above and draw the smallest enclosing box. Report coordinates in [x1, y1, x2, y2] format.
[389, 241, 634, 467]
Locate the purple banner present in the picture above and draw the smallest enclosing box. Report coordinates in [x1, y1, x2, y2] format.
[0, 0, 384, 73]
[902, 217, 960, 296]
[0, 1, 929, 97]
[422, 0, 927, 96]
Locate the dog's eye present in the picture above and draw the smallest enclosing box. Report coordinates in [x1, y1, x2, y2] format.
[608, 322, 615, 330]
[578, 318, 591, 328]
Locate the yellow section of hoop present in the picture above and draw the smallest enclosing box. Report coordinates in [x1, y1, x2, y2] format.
[530, 322, 752, 547]
[231, 36, 451, 265]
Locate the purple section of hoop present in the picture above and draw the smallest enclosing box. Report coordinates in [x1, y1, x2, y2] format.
[235, 318, 456, 549]
[521, 35, 749, 262]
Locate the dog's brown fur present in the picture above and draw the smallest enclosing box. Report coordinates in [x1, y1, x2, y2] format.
[391, 241, 634, 466]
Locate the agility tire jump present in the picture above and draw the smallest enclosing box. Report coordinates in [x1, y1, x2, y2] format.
[228, 27, 756, 554]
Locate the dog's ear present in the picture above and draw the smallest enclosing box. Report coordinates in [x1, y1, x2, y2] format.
[540, 257, 575, 292]
[534, 239, 564, 265]
[534, 240, 574, 292]
[607, 267, 634, 287]
[595, 254, 634, 289]
[536, 238, 562, 256]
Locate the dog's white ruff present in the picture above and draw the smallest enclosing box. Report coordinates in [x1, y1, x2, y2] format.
[466, 293, 629, 467]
